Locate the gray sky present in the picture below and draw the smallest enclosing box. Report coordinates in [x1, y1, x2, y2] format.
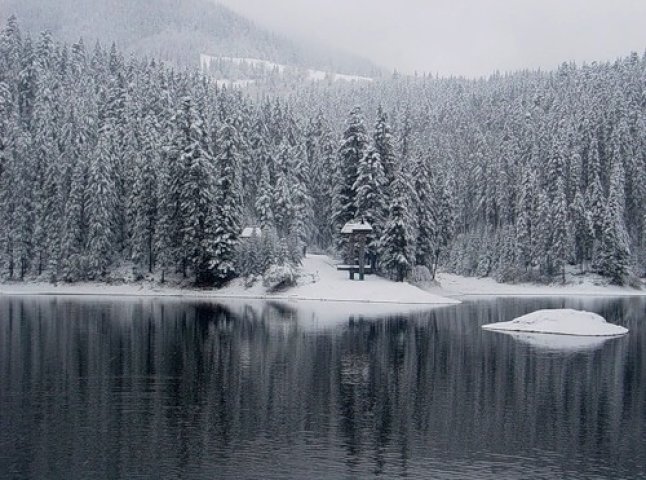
[216, 0, 646, 77]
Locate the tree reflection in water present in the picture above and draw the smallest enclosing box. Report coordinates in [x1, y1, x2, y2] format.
[0, 296, 644, 479]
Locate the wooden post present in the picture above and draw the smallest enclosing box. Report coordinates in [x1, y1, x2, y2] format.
[358, 233, 366, 281]
[348, 235, 356, 280]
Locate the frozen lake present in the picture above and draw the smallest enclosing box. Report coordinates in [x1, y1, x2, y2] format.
[0, 296, 644, 479]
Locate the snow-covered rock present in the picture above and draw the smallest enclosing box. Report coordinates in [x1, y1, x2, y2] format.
[482, 309, 628, 336]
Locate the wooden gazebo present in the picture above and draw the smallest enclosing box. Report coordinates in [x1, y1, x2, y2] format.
[338, 220, 373, 280]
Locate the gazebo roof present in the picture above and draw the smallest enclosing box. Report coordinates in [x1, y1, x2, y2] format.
[341, 220, 373, 235]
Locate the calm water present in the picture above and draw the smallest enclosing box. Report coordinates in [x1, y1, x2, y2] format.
[0, 295, 645, 480]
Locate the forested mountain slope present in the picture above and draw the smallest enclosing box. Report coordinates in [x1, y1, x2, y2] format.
[0, 0, 380, 75]
[0, 18, 644, 287]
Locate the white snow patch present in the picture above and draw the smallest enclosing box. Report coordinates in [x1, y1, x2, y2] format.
[482, 309, 628, 336]
[218, 254, 460, 305]
[287, 255, 459, 305]
[200, 54, 374, 83]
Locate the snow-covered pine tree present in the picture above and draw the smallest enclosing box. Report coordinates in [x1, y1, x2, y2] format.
[412, 152, 437, 270]
[153, 147, 174, 283]
[537, 130, 572, 279]
[13, 130, 34, 280]
[516, 167, 534, 272]
[260, 227, 279, 273]
[431, 175, 455, 279]
[273, 142, 295, 238]
[87, 128, 116, 280]
[42, 155, 63, 281]
[353, 147, 387, 263]
[28, 32, 60, 275]
[551, 176, 569, 283]
[586, 134, 605, 263]
[534, 189, 552, 277]
[131, 114, 159, 276]
[380, 165, 415, 282]
[255, 157, 274, 231]
[61, 156, 88, 281]
[309, 115, 337, 249]
[0, 16, 23, 85]
[571, 190, 594, 271]
[245, 113, 268, 215]
[212, 118, 242, 285]
[176, 96, 216, 284]
[290, 142, 313, 252]
[0, 81, 17, 279]
[333, 107, 369, 254]
[17, 36, 37, 128]
[373, 105, 397, 188]
[598, 148, 630, 284]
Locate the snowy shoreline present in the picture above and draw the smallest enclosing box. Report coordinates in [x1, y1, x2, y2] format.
[1, 255, 643, 303]
[0, 287, 457, 306]
[0, 255, 460, 306]
[430, 272, 645, 298]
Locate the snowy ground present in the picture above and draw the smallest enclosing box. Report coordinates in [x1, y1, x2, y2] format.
[0, 255, 459, 306]
[250, 254, 460, 305]
[482, 308, 629, 336]
[431, 271, 645, 297]
[1, 255, 643, 304]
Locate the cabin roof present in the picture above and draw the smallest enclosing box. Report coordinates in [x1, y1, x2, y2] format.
[341, 221, 373, 234]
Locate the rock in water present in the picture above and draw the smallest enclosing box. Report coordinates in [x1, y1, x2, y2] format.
[482, 309, 628, 336]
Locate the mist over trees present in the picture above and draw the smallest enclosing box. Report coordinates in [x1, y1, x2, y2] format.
[0, 0, 381, 76]
[0, 17, 644, 286]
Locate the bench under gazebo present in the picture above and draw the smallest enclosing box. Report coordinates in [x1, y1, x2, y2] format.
[338, 220, 373, 280]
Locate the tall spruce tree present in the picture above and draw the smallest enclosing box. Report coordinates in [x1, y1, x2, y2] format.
[599, 154, 630, 284]
[273, 142, 295, 238]
[333, 107, 369, 254]
[374, 105, 397, 188]
[61, 156, 88, 281]
[412, 153, 437, 270]
[212, 118, 242, 285]
[177, 97, 216, 284]
[87, 129, 116, 280]
[131, 114, 159, 276]
[516, 167, 534, 271]
[353, 146, 387, 261]
[380, 166, 415, 282]
[255, 157, 274, 231]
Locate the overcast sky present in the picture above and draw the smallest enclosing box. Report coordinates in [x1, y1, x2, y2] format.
[216, 0, 646, 77]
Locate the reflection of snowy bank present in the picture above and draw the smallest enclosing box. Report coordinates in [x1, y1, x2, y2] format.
[493, 331, 620, 352]
[483, 309, 628, 336]
[219, 297, 446, 332]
